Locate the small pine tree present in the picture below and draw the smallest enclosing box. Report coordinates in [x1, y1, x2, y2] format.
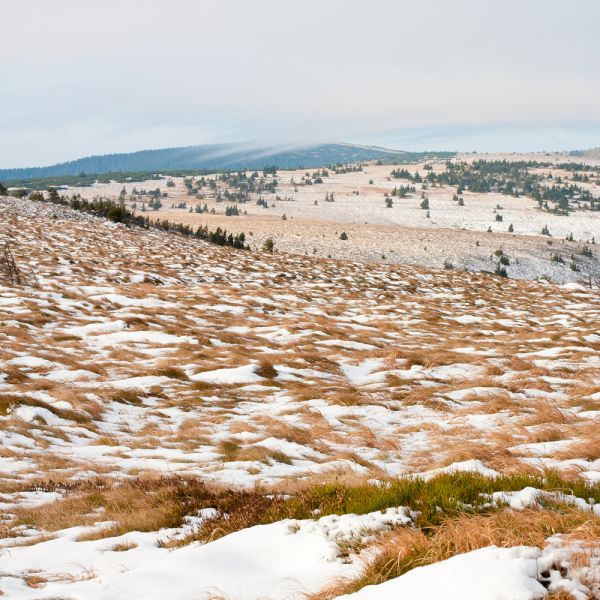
[420, 197, 429, 210]
[495, 264, 508, 278]
[262, 238, 275, 253]
[541, 224, 550, 236]
[508, 223, 514, 232]
[570, 256, 580, 272]
[29, 191, 45, 202]
[48, 188, 61, 203]
[340, 231, 348, 240]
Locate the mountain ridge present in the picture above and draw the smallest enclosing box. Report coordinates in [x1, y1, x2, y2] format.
[0, 142, 443, 180]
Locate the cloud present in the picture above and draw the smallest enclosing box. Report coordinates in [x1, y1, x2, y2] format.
[1, 0, 599, 166]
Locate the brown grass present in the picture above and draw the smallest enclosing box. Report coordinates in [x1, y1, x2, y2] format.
[112, 540, 138, 551]
[254, 360, 278, 379]
[153, 366, 189, 381]
[312, 508, 600, 599]
[556, 437, 600, 461]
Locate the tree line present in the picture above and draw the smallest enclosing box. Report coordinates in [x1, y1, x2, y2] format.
[27, 189, 248, 250]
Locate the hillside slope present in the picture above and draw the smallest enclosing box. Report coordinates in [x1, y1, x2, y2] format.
[1, 196, 599, 485]
[0, 143, 442, 180]
[1, 197, 600, 598]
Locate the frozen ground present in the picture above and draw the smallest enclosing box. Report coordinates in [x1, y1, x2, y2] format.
[3, 482, 600, 599]
[1, 197, 600, 597]
[57, 155, 600, 284]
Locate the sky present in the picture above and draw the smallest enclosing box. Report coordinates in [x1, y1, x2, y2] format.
[1, 0, 600, 167]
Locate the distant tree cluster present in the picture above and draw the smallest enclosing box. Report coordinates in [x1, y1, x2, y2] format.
[421, 160, 598, 214]
[297, 171, 325, 186]
[225, 204, 240, 216]
[391, 168, 423, 183]
[390, 184, 416, 198]
[329, 163, 362, 175]
[30, 189, 248, 250]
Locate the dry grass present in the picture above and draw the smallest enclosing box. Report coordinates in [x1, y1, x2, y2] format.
[557, 437, 600, 461]
[218, 439, 292, 465]
[547, 592, 578, 600]
[463, 390, 520, 414]
[527, 424, 568, 444]
[3, 195, 600, 534]
[153, 366, 189, 381]
[0, 392, 91, 424]
[523, 400, 578, 426]
[312, 507, 600, 598]
[254, 360, 278, 379]
[111, 540, 138, 551]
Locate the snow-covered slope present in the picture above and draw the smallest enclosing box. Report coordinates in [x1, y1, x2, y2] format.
[1, 198, 600, 598]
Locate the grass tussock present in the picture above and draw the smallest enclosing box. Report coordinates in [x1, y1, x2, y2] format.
[0, 393, 90, 423]
[524, 400, 577, 426]
[254, 360, 278, 379]
[111, 389, 145, 405]
[154, 366, 189, 381]
[557, 437, 600, 462]
[112, 540, 138, 552]
[218, 439, 292, 465]
[313, 507, 600, 598]
[11, 470, 600, 548]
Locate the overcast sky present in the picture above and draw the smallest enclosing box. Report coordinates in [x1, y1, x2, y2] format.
[2, 0, 599, 167]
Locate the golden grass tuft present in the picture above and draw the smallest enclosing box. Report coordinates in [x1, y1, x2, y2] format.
[312, 507, 600, 599]
[111, 540, 138, 552]
[254, 360, 278, 379]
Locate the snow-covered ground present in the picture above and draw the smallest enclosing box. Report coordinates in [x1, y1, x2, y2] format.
[57, 157, 600, 283]
[3, 486, 599, 599]
[1, 197, 600, 597]
[1, 199, 599, 488]
[1, 508, 410, 599]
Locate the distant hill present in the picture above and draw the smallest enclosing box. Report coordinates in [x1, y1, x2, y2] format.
[569, 147, 600, 160]
[0, 143, 454, 183]
[584, 147, 600, 160]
